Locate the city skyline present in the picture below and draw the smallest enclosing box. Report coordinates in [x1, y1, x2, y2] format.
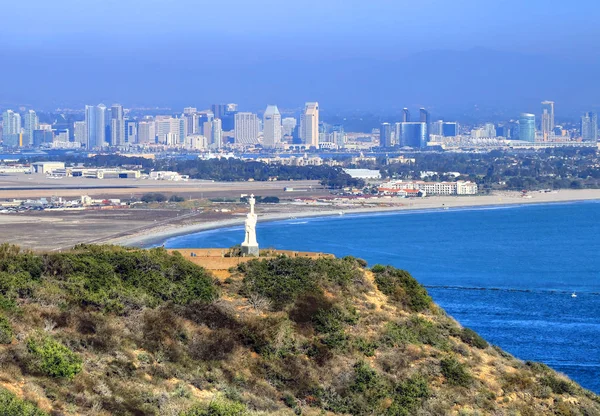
[2, 2, 600, 112]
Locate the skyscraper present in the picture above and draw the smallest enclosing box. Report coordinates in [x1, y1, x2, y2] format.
[2, 110, 22, 147]
[400, 122, 427, 148]
[23, 110, 39, 146]
[234, 112, 259, 145]
[2, 110, 21, 136]
[282, 117, 297, 137]
[95, 104, 107, 147]
[541, 101, 555, 139]
[263, 105, 282, 148]
[125, 120, 137, 144]
[519, 113, 536, 142]
[137, 120, 156, 144]
[581, 112, 598, 142]
[420, 108, 430, 141]
[402, 108, 410, 123]
[380, 122, 392, 147]
[300, 102, 319, 148]
[74, 121, 87, 146]
[110, 104, 125, 146]
[211, 118, 223, 149]
[85, 105, 96, 148]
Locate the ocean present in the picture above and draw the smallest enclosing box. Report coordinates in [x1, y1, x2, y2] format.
[159, 201, 600, 393]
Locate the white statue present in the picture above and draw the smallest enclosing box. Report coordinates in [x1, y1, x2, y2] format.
[241, 194, 259, 256]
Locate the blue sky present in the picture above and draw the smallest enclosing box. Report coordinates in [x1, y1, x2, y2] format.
[1, 0, 599, 114]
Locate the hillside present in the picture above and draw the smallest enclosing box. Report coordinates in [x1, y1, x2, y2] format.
[0, 244, 597, 415]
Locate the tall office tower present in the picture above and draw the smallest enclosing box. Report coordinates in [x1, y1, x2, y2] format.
[402, 108, 410, 122]
[125, 120, 137, 144]
[430, 120, 443, 136]
[23, 110, 39, 146]
[300, 102, 319, 147]
[183, 107, 197, 115]
[211, 118, 223, 149]
[110, 104, 125, 146]
[482, 123, 496, 137]
[234, 112, 259, 145]
[211, 104, 227, 119]
[137, 120, 156, 144]
[33, 130, 54, 147]
[400, 122, 427, 148]
[282, 117, 297, 137]
[2, 110, 22, 146]
[155, 117, 183, 144]
[263, 105, 282, 148]
[419, 108, 430, 124]
[519, 113, 536, 142]
[95, 104, 107, 147]
[196, 112, 214, 135]
[2, 110, 21, 135]
[73, 121, 87, 146]
[85, 105, 96, 148]
[380, 122, 392, 147]
[394, 122, 402, 145]
[541, 101, 555, 139]
[581, 112, 598, 142]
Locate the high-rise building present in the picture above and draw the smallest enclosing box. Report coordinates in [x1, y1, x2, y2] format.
[380, 122, 392, 147]
[183, 107, 197, 115]
[2, 110, 21, 136]
[137, 120, 156, 144]
[402, 108, 410, 123]
[581, 112, 598, 142]
[33, 130, 54, 147]
[519, 113, 536, 142]
[211, 118, 223, 149]
[282, 117, 297, 137]
[125, 120, 137, 144]
[541, 101, 555, 139]
[263, 105, 282, 148]
[300, 102, 319, 147]
[84, 104, 107, 148]
[84, 105, 96, 148]
[23, 110, 39, 146]
[234, 112, 259, 145]
[110, 104, 125, 146]
[2, 110, 22, 147]
[399, 122, 427, 148]
[155, 116, 183, 145]
[74, 121, 87, 146]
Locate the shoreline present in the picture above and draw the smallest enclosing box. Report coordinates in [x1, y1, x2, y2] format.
[106, 189, 600, 248]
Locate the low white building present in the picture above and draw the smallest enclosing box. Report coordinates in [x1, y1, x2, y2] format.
[149, 171, 188, 181]
[344, 169, 382, 179]
[31, 162, 65, 174]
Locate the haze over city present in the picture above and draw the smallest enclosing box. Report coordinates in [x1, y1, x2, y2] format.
[2, 0, 600, 115]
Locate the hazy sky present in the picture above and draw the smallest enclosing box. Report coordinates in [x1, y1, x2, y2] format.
[1, 0, 599, 114]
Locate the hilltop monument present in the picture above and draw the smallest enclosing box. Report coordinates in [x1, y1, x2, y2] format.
[241, 194, 259, 256]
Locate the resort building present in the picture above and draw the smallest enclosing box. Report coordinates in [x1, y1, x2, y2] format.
[378, 180, 478, 196]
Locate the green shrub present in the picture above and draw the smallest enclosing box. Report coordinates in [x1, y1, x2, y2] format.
[389, 375, 430, 415]
[383, 316, 446, 349]
[541, 374, 576, 395]
[459, 327, 488, 349]
[42, 245, 218, 310]
[371, 265, 432, 311]
[26, 336, 82, 379]
[240, 256, 362, 310]
[354, 337, 378, 357]
[0, 315, 12, 344]
[169, 195, 186, 202]
[0, 387, 47, 416]
[440, 356, 472, 387]
[182, 398, 248, 415]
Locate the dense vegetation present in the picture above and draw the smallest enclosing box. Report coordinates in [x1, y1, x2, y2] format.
[0, 245, 597, 415]
[160, 159, 364, 189]
[379, 148, 600, 191]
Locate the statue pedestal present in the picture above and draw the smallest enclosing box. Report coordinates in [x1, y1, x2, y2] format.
[241, 244, 259, 257]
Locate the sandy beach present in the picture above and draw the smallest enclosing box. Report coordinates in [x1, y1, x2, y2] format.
[108, 189, 600, 247]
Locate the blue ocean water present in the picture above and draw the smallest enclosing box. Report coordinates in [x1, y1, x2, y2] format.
[160, 202, 600, 393]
